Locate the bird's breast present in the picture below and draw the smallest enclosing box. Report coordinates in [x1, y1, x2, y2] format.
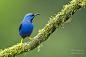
[19, 21, 34, 37]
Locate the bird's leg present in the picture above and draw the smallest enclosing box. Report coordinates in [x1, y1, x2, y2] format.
[19, 38, 23, 46]
[29, 37, 32, 40]
[21, 38, 23, 45]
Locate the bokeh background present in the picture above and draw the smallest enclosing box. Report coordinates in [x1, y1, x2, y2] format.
[0, 0, 86, 57]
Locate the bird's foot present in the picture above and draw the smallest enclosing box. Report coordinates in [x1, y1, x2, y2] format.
[19, 42, 23, 46]
[19, 38, 23, 46]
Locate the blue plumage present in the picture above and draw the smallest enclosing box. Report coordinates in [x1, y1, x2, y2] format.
[19, 21, 34, 38]
[19, 13, 40, 43]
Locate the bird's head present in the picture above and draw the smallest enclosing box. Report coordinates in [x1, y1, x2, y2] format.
[24, 13, 41, 23]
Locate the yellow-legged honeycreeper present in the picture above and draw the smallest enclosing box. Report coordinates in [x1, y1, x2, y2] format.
[19, 13, 41, 45]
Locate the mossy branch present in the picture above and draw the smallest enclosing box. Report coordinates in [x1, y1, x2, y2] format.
[0, 0, 86, 57]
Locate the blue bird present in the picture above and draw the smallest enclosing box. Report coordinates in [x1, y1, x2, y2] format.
[19, 13, 41, 45]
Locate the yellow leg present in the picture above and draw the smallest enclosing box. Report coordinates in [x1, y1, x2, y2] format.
[29, 37, 32, 40]
[21, 38, 23, 45]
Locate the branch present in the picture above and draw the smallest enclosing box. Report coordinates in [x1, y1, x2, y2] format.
[0, 0, 86, 57]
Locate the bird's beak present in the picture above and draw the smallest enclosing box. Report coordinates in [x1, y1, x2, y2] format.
[34, 13, 41, 16]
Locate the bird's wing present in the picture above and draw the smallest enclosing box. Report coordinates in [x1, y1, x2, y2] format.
[19, 23, 22, 31]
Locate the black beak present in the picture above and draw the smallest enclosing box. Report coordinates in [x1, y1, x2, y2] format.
[34, 13, 41, 16]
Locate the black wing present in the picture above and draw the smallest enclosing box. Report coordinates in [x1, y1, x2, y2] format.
[19, 24, 22, 31]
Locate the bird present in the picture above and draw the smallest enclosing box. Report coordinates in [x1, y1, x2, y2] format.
[19, 13, 41, 45]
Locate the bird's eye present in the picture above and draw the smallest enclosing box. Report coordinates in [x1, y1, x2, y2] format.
[30, 14, 34, 17]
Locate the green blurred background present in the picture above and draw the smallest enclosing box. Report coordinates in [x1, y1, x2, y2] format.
[0, 0, 86, 57]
